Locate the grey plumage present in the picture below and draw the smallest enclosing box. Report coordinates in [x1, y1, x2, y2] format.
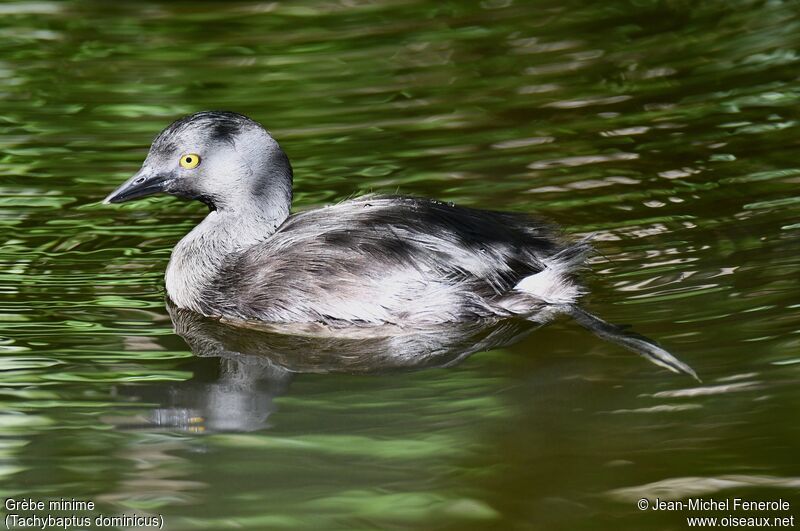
[210, 194, 584, 325]
[104, 111, 697, 379]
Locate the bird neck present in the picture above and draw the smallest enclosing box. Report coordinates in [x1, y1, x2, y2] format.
[165, 202, 290, 315]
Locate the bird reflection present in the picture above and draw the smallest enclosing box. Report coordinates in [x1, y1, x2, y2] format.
[112, 300, 542, 433]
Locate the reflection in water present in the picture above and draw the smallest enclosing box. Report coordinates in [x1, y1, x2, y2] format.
[113, 301, 540, 432]
[114, 355, 292, 433]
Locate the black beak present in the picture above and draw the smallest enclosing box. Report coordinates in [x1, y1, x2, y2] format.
[103, 169, 173, 204]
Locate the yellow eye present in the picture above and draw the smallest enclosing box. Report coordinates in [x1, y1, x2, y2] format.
[179, 153, 201, 169]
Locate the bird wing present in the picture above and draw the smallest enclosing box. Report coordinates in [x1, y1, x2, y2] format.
[213, 195, 568, 324]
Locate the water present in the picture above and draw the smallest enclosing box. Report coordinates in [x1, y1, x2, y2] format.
[1, 0, 799, 529]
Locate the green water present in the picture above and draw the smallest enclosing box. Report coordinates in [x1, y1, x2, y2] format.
[1, 0, 799, 529]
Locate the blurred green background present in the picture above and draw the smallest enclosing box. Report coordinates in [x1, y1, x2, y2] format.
[0, 0, 799, 529]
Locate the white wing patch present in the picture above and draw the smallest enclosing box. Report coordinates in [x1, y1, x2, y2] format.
[514, 256, 586, 305]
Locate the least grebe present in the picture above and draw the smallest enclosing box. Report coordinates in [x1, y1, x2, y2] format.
[104, 111, 695, 378]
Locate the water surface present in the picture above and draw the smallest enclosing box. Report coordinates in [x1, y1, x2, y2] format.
[1, 1, 799, 529]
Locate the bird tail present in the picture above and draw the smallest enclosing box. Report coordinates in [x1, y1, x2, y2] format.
[513, 238, 593, 305]
[564, 305, 699, 380]
[508, 237, 696, 379]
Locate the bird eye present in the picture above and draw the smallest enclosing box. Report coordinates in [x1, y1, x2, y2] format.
[179, 153, 201, 169]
